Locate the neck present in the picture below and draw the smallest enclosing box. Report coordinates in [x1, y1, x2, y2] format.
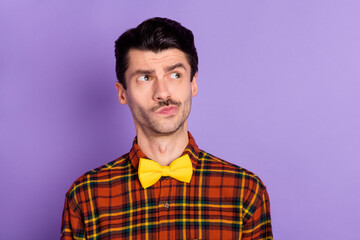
[136, 124, 189, 166]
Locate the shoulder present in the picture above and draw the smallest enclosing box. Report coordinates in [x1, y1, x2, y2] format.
[65, 153, 131, 198]
[197, 149, 267, 189]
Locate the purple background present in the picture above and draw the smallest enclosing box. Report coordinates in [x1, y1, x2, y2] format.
[1, 1, 359, 239]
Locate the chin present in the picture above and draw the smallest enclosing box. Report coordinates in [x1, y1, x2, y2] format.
[151, 122, 186, 136]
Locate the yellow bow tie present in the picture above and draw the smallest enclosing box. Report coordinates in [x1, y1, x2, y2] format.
[138, 154, 193, 189]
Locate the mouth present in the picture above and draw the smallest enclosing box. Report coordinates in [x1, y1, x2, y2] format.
[156, 106, 178, 116]
[152, 99, 181, 116]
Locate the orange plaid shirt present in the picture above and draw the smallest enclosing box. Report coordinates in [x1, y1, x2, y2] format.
[61, 133, 272, 239]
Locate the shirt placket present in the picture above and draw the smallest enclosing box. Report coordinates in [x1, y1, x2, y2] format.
[157, 177, 176, 240]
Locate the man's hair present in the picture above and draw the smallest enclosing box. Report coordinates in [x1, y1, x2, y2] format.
[114, 17, 198, 89]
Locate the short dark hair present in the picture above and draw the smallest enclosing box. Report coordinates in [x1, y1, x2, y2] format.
[114, 17, 198, 89]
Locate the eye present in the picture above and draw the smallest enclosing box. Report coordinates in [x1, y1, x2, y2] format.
[170, 72, 181, 79]
[138, 75, 151, 82]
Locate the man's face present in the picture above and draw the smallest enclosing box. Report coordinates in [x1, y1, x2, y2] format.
[115, 48, 198, 136]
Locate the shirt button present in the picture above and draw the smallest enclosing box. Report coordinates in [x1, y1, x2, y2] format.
[164, 202, 170, 209]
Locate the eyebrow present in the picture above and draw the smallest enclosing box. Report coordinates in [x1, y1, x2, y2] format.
[129, 63, 187, 79]
[129, 69, 155, 79]
[165, 63, 187, 72]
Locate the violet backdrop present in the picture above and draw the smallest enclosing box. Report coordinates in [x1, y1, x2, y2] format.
[1, 0, 359, 239]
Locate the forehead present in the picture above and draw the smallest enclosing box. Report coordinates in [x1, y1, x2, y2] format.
[126, 48, 190, 71]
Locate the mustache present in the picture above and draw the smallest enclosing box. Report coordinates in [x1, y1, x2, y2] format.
[152, 99, 181, 111]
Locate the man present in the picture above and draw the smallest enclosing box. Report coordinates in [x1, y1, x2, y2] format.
[61, 17, 272, 240]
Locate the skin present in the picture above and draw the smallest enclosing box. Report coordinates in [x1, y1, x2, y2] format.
[115, 48, 198, 166]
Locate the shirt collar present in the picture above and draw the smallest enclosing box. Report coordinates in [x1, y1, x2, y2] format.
[128, 131, 200, 170]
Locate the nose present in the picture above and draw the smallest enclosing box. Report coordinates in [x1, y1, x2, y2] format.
[153, 78, 171, 101]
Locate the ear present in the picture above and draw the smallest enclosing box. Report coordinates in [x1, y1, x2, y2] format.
[115, 82, 128, 104]
[191, 72, 198, 97]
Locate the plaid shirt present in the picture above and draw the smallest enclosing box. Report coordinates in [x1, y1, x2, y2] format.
[61, 133, 272, 239]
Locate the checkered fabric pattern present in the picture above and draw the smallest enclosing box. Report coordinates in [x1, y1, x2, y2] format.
[61, 133, 272, 239]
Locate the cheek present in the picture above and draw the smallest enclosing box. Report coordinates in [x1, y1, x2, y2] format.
[181, 91, 193, 109]
[127, 92, 149, 110]
[181, 87, 193, 101]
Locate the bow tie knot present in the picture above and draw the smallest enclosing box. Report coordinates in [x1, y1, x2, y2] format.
[138, 154, 193, 189]
[161, 166, 170, 176]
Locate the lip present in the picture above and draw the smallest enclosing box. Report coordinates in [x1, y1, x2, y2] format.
[156, 106, 178, 116]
